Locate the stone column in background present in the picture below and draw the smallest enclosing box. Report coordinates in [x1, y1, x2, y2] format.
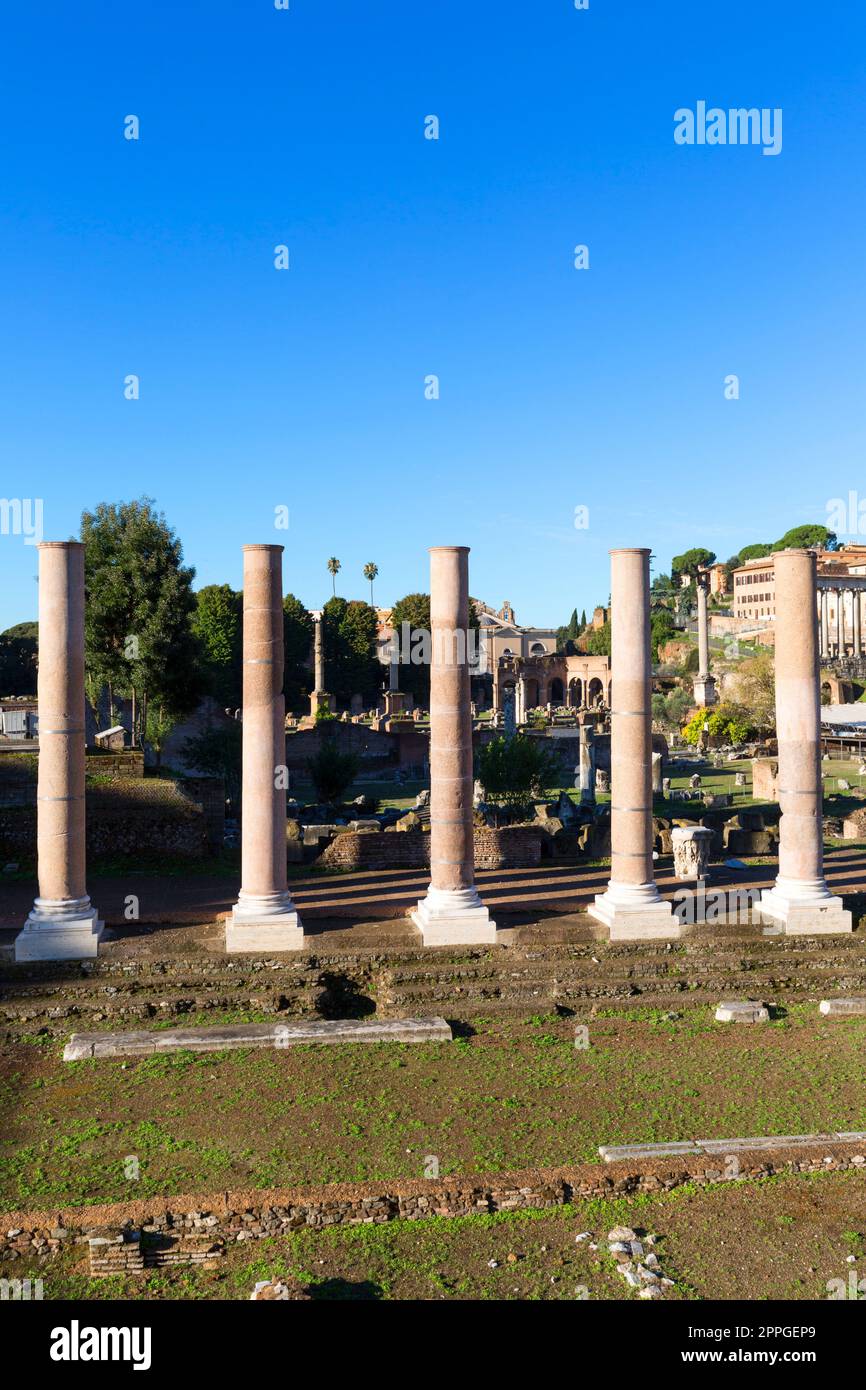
[853, 590, 862, 658]
[503, 685, 516, 738]
[308, 611, 335, 718]
[819, 588, 829, 660]
[759, 550, 851, 935]
[692, 569, 717, 706]
[227, 544, 304, 952]
[16, 542, 103, 960]
[578, 723, 596, 804]
[412, 546, 496, 945]
[589, 548, 680, 940]
[384, 629, 407, 717]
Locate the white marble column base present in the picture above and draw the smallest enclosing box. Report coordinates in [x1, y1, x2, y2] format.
[588, 884, 682, 940]
[692, 675, 718, 707]
[759, 884, 852, 936]
[15, 900, 103, 961]
[225, 894, 305, 953]
[411, 887, 498, 946]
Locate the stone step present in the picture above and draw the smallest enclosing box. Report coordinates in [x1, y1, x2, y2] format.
[63, 1015, 453, 1060]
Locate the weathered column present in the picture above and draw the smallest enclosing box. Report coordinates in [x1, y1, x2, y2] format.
[589, 548, 679, 940]
[759, 550, 851, 934]
[16, 542, 102, 960]
[820, 588, 830, 659]
[227, 544, 304, 951]
[834, 589, 842, 657]
[854, 590, 862, 658]
[412, 546, 496, 945]
[692, 571, 717, 706]
[384, 629, 407, 716]
[578, 723, 596, 805]
[307, 611, 334, 718]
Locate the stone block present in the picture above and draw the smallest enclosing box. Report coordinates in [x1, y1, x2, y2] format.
[819, 998, 866, 1018]
[714, 1000, 769, 1023]
[64, 1016, 453, 1060]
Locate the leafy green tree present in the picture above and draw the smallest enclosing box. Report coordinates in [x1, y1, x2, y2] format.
[476, 734, 561, 819]
[81, 497, 203, 742]
[192, 585, 242, 708]
[282, 594, 314, 712]
[182, 721, 242, 811]
[650, 608, 677, 661]
[737, 542, 772, 562]
[0, 624, 38, 696]
[390, 592, 431, 701]
[671, 547, 716, 580]
[772, 524, 837, 552]
[586, 621, 611, 656]
[322, 596, 380, 704]
[327, 556, 341, 596]
[306, 730, 359, 803]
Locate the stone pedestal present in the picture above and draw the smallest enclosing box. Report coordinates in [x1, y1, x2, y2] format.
[692, 675, 717, 707]
[589, 549, 680, 940]
[672, 826, 713, 882]
[758, 550, 851, 936]
[227, 545, 304, 952]
[16, 543, 102, 961]
[412, 547, 496, 945]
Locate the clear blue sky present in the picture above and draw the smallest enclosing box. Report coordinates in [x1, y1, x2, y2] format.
[2, 0, 865, 632]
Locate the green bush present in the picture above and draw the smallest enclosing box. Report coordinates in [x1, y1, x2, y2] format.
[476, 734, 561, 816]
[306, 733, 359, 804]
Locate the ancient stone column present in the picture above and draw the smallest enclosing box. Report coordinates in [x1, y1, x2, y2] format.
[759, 550, 851, 934]
[589, 548, 679, 940]
[820, 587, 830, 660]
[307, 611, 334, 718]
[412, 546, 496, 945]
[578, 723, 596, 804]
[227, 544, 304, 951]
[503, 685, 516, 738]
[834, 590, 842, 658]
[384, 628, 406, 717]
[692, 571, 717, 706]
[854, 590, 862, 658]
[16, 543, 102, 960]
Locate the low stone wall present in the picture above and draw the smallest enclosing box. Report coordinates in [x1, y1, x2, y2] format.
[0, 778, 218, 860]
[317, 826, 543, 871]
[2, 1143, 864, 1267]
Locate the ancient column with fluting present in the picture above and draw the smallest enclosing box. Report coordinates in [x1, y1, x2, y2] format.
[16, 542, 102, 960]
[226, 544, 304, 951]
[820, 587, 830, 660]
[589, 548, 679, 939]
[412, 546, 496, 945]
[759, 549, 851, 934]
[835, 590, 842, 657]
[692, 570, 717, 706]
[853, 589, 862, 658]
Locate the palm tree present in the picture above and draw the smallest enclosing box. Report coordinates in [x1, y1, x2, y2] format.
[363, 562, 378, 605]
[327, 556, 341, 596]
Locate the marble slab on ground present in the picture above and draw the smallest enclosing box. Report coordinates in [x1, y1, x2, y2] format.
[64, 1016, 453, 1060]
[714, 1000, 770, 1023]
[819, 998, 866, 1017]
[600, 1132, 866, 1163]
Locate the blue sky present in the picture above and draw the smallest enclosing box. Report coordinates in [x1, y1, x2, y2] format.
[2, 0, 865, 631]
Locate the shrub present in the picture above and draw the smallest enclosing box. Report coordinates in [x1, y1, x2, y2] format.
[476, 734, 561, 817]
[306, 733, 359, 804]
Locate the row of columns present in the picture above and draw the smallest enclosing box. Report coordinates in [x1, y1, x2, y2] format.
[15, 541, 493, 959]
[15, 544, 850, 962]
[818, 585, 866, 661]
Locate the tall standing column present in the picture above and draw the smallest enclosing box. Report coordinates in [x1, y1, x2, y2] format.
[589, 548, 679, 940]
[692, 570, 717, 706]
[16, 542, 102, 960]
[854, 590, 862, 659]
[308, 611, 334, 718]
[412, 546, 496, 945]
[226, 544, 304, 952]
[820, 588, 830, 660]
[759, 550, 851, 934]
